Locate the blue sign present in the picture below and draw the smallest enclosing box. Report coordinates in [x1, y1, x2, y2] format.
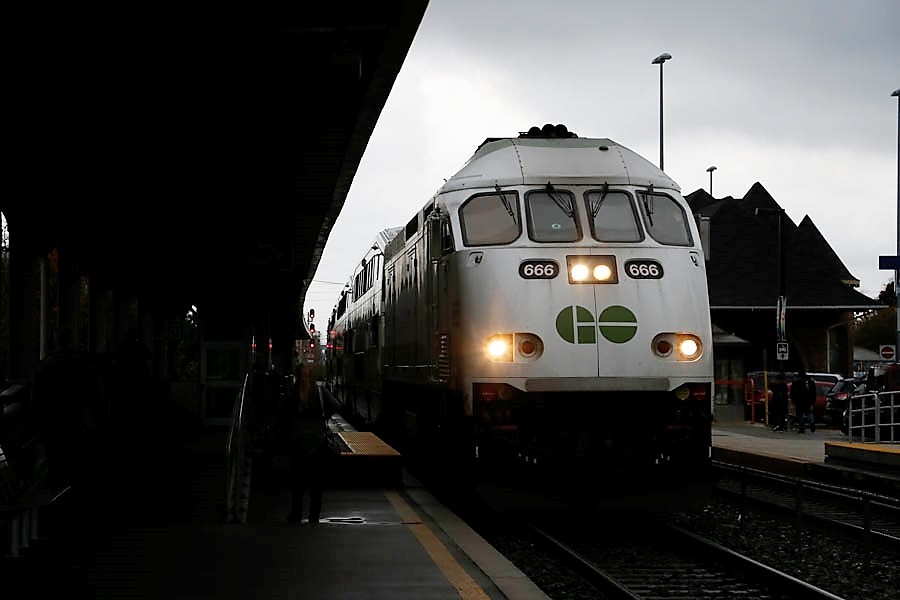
[879, 255, 900, 270]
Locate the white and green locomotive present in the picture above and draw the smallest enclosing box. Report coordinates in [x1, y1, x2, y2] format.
[327, 124, 714, 495]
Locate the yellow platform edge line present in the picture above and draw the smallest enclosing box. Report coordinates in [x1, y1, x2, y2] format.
[825, 441, 900, 454]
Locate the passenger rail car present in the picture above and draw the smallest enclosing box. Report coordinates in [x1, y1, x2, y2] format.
[327, 124, 714, 492]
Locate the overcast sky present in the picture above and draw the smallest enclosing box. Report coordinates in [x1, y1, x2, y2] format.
[304, 0, 899, 328]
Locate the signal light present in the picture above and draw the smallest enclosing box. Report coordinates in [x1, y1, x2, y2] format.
[515, 333, 544, 361]
[655, 339, 673, 356]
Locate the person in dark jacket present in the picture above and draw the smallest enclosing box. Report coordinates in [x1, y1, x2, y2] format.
[794, 368, 817, 434]
[284, 378, 341, 526]
[31, 327, 104, 486]
[770, 372, 789, 432]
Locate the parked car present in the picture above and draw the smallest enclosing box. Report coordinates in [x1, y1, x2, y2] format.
[746, 371, 841, 425]
[865, 362, 900, 393]
[807, 372, 842, 389]
[824, 377, 865, 428]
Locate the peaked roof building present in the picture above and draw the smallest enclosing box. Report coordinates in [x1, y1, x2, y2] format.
[685, 182, 880, 420]
[687, 182, 876, 310]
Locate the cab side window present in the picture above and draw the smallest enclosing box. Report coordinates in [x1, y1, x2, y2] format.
[459, 192, 521, 246]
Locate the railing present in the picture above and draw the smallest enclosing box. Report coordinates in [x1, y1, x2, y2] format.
[847, 391, 900, 443]
[1, 383, 71, 558]
[224, 372, 250, 523]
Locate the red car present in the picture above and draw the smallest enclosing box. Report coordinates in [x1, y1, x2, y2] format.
[745, 371, 839, 424]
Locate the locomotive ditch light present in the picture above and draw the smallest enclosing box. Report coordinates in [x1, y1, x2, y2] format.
[566, 255, 618, 284]
[485, 334, 514, 362]
[676, 335, 702, 360]
[652, 333, 703, 361]
[485, 333, 543, 362]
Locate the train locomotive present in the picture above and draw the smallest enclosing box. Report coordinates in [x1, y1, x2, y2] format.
[326, 124, 714, 496]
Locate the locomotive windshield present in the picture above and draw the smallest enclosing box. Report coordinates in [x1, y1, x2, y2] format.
[525, 189, 581, 242]
[584, 190, 643, 242]
[637, 191, 693, 246]
[460, 191, 521, 245]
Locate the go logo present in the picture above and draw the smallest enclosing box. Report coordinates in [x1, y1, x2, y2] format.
[556, 305, 637, 344]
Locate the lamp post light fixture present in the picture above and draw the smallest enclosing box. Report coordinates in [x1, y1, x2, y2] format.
[652, 52, 672, 170]
[706, 165, 717, 197]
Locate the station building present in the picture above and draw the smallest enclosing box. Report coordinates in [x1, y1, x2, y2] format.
[687, 183, 882, 420]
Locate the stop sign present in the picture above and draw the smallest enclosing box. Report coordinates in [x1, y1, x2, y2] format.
[880, 345, 896, 360]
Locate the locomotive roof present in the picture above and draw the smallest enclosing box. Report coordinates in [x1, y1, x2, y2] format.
[440, 137, 680, 194]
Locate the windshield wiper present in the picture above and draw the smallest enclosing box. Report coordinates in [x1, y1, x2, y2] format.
[495, 185, 517, 224]
[640, 185, 655, 227]
[590, 182, 609, 217]
[545, 182, 575, 217]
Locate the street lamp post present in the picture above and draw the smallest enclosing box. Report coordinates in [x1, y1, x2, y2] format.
[652, 53, 672, 171]
[893, 89, 899, 358]
[706, 165, 717, 197]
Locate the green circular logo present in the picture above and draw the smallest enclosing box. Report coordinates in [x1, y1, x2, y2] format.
[556, 305, 596, 344]
[556, 305, 638, 344]
[597, 305, 637, 343]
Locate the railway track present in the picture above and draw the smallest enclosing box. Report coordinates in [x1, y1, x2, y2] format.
[712, 461, 900, 552]
[527, 519, 845, 600]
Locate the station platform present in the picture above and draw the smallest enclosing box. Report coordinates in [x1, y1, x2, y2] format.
[14, 415, 899, 598]
[7, 413, 549, 599]
[711, 419, 900, 496]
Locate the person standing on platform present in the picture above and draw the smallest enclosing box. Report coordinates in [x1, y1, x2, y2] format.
[284, 367, 340, 526]
[770, 372, 789, 432]
[794, 368, 817, 434]
[32, 327, 104, 486]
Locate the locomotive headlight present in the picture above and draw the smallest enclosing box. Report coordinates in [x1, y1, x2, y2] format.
[485, 334, 514, 362]
[592, 264, 612, 281]
[566, 255, 618, 284]
[570, 264, 590, 281]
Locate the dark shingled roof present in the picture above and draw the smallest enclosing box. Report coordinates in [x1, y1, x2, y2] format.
[687, 183, 878, 309]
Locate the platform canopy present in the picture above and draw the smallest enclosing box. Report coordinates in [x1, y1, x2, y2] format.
[4, 3, 428, 339]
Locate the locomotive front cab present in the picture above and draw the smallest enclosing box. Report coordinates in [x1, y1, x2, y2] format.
[442, 178, 713, 489]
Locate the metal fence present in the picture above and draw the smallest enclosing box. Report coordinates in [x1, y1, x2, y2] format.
[847, 391, 900, 443]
